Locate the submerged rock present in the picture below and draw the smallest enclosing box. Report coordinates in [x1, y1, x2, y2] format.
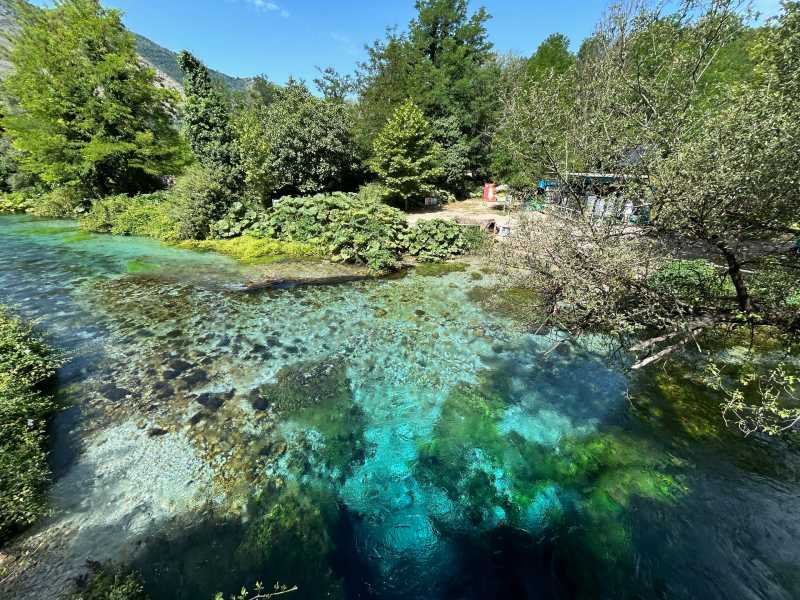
[98, 383, 131, 402]
[182, 369, 209, 388]
[194, 390, 233, 411]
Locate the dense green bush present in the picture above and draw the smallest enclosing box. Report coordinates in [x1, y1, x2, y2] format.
[356, 182, 389, 204]
[170, 165, 230, 241]
[257, 193, 408, 271]
[260, 192, 359, 241]
[0, 191, 35, 214]
[406, 219, 474, 262]
[81, 193, 178, 240]
[79, 195, 130, 233]
[748, 258, 800, 308]
[29, 186, 86, 218]
[235, 80, 361, 202]
[0, 309, 61, 543]
[209, 201, 269, 240]
[647, 259, 732, 305]
[321, 201, 409, 271]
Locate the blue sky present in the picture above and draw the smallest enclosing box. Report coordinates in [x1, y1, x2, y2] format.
[34, 0, 785, 84]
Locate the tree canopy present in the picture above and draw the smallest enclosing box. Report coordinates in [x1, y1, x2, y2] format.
[177, 50, 243, 196]
[357, 0, 498, 194]
[497, 0, 800, 432]
[369, 100, 444, 210]
[235, 80, 362, 203]
[0, 0, 187, 198]
[527, 33, 575, 80]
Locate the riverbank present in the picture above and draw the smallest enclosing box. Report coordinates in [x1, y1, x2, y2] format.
[0, 308, 61, 546]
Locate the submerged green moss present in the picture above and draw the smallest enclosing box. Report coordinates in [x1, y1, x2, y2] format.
[416, 384, 509, 521]
[18, 224, 76, 236]
[416, 381, 685, 562]
[237, 484, 344, 600]
[466, 285, 542, 323]
[259, 359, 366, 475]
[64, 231, 93, 244]
[414, 262, 468, 277]
[126, 259, 161, 274]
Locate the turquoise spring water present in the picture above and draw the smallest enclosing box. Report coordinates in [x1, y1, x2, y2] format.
[1, 215, 799, 600]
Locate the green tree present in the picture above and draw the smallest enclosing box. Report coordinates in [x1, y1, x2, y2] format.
[177, 50, 243, 196]
[235, 80, 361, 203]
[498, 0, 800, 432]
[527, 33, 575, 80]
[369, 100, 443, 210]
[358, 0, 497, 193]
[0, 0, 186, 198]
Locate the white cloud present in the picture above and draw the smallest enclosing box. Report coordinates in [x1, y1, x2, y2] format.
[242, 0, 290, 18]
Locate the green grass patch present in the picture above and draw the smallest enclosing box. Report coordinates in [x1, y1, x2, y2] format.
[177, 235, 324, 264]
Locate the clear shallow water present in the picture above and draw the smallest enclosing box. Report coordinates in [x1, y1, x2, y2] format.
[1, 215, 799, 600]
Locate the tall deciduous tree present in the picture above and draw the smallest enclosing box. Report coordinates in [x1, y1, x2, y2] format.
[370, 100, 443, 211]
[235, 80, 361, 204]
[499, 0, 799, 364]
[527, 33, 575, 80]
[177, 50, 243, 196]
[1, 0, 186, 198]
[358, 0, 497, 194]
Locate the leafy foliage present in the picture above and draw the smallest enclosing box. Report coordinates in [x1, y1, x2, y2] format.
[261, 193, 359, 241]
[358, 0, 498, 188]
[177, 50, 243, 197]
[170, 164, 228, 241]
[260, 193, 409, 271]
[1, 0, 187, 198]
[81, 192, 178, 240]
[0, 308, 61, 543]
[706, 362, 800, 436]
[0, 191, 34, 213]
[647, 260, 732, 306]
[234, 80, 361, 203]
[369, 100, 444, 210]
[496, 0, 800, 432]
[28, 186, 85, 218]
[406, 218, 472, 262]
[320, 200, 409, 271]
[209, 201, 269, 240]
[527, 33, 575, 80]
[71, 566, 149, 600]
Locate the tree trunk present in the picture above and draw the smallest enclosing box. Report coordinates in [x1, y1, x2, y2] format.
[716, 242, 752, 313]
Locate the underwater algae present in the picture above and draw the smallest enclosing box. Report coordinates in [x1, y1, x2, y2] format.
[416, 381, 686, 564]
[414, 262, 469, 277]
[257, 358, 367, 480]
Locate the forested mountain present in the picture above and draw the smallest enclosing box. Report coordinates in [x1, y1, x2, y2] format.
[134, 33, 251, 92]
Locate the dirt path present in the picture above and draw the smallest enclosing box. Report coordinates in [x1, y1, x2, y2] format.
[406, 198, 517, 228]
